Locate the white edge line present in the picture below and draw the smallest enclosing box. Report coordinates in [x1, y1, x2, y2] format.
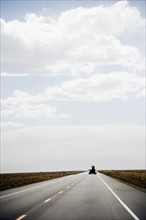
[16, 214, 27, 220]
[97, 173, 140, 220]
[44, 198, 52, 203]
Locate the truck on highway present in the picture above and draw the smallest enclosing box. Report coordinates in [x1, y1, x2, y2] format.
[89, 165, 97, 174]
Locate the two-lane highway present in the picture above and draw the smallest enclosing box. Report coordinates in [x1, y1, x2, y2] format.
[0, 172, 146, 220]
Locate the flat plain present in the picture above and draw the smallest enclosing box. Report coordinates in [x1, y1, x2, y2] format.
[1, 170, 145, 191]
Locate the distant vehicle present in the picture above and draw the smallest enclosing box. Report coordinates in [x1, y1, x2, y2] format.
[89, 165, 97, 174]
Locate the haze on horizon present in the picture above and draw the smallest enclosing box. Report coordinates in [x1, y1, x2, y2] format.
[1, 0, 145, 173]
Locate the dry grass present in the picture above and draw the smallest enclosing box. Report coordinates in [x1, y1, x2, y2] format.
[0, 171, 83, 191]
[98, 170, 146, 189]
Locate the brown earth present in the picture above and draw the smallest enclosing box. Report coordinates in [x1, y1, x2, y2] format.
[0, 171, 83, 191]
[98, 170, 146, 189]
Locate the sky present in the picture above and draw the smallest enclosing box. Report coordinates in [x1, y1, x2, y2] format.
[0, 0, 145, 173]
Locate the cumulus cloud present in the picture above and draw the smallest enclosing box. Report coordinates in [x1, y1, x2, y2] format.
[1, 90, 71, 120]
[44, 72, 145, 102]
[58, 1, 144, 35]
[1, 71, 144, 125]
[1, 72, 144, 121]
[1, 1, 145, 76]
[1, 124, 145, 172]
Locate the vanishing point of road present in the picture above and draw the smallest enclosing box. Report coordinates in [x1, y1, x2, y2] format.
[0, 172, 146, 220]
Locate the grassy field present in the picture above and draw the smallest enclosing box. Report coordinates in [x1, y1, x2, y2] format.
[98, 170, 146, 189]
[0, 171, 83, 191]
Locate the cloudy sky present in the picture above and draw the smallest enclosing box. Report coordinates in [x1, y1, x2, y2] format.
[1, 0, 145, 173]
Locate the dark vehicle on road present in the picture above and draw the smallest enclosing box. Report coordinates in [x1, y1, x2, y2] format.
[89, 165, 97, 174]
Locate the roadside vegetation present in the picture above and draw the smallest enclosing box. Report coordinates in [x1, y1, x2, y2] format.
[98, 170, 146, 189]
[0, 171, 83, 191]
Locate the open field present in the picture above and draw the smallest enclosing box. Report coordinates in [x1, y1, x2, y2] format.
[0, 171, 83, 191]
[98, 170, 146, 189]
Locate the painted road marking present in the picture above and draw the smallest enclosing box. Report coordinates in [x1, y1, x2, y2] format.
[0, 173, 86, 199]
[98, 173, 140, 220]
[0, 177, 71, 199]
[0, 174, 86, 199]
[16, 214, 27, 220]
[44, 198, 52, 203]
[58, 191, 63, 194]
[66, 186, 70, 189]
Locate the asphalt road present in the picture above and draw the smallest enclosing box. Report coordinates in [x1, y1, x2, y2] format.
[0, 172, 146, 220]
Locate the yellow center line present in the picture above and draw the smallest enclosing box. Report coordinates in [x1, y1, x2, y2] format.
[16, 214, 27, 220]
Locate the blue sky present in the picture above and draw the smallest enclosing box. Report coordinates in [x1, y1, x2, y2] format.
[1, 0, 145, 172]
[1, 0, 145, 20]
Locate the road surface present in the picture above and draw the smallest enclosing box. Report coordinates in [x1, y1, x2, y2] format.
[0, 172, 146, 220]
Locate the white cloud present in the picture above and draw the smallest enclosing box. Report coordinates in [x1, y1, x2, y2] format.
[45, 72, 145, 102]
[59, 1, 144, 35]
[2, 103, 58, 119]
[1, 1, 145, 76]
[1, 90, 71, 119]
[1, 72, 144, 121]
[1, 124, 145, 172]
